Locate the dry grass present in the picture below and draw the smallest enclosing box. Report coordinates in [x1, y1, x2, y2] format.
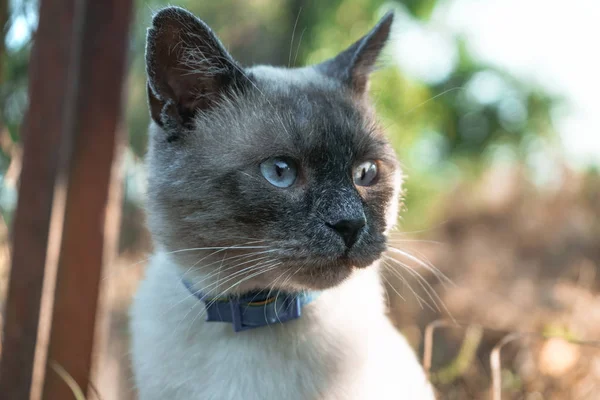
[386, 164, 600, 399]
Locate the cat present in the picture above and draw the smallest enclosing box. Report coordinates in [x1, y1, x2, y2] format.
[130, 6, 435, 400]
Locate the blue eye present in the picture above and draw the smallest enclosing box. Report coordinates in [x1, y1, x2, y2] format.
[260, 157, 297, 188]
[353, 161, 378, 186]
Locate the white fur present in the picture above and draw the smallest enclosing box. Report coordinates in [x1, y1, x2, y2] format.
[130, 253, 435, 399]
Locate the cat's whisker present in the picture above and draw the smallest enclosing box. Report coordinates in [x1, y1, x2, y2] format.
[389, 222, 450, 236]
[178, 250, 272, 293]
[162, 253, 280, 318]
[293, 28, 307, 67]
[274, 264, 303, 322]
[288, 8, 302, 68]
[115, 240, 271, 273]
[239, 171, 262, 182]
[189, 258, 281, 302]
[382, 260, 431, 310]
[384, 255, 454, 320]
[179, 250, 262, 284]
[181, 248, 279, 283]
[189, 254, 276, 292]
[386, 246, 454, 287]
[164, 242, 271, 256]
[280, 264, 302, 292]
[402, 86, 464, 116]
[178, 260, 282, 332]
[215, 252, 228, 296]
[187, 262, 283, 332]
[387, 238, 443, 245]
[403, 247, 455, 289]
[378, 264, 393, 307]
[384, 255, 441, 310]
[207, 261, 283, 302]
[183, 243, 275, 276]
[265, 267, 293, 325]
[379, 268, 406, 302]
[278, 264, 305, 320]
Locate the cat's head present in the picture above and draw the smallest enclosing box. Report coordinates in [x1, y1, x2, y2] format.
[144, 7, 402, 292]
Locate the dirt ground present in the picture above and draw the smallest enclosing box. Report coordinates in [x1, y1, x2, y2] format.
[386, 165, 600, 399]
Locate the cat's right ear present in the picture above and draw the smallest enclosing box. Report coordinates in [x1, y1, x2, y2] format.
[145, 7, 245, 129]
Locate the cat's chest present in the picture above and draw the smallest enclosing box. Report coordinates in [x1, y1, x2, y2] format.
[168, 328, 369, 400]
[134, 315, 410, 400]
[129, 257, 434, 400]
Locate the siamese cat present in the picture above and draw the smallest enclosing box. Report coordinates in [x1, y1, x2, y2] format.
[130, 6, 435, 400]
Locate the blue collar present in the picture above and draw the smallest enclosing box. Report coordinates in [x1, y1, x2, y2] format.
[182, 280, 319, 332]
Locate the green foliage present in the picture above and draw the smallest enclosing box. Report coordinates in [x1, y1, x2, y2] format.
[1, 0, 558, 231]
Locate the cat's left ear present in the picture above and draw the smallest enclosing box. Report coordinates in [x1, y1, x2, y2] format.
[316, 12, 394, 94]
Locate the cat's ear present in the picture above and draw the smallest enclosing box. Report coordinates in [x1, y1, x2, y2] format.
[145, 7, 245, 128]
[316, 12, 394, 94]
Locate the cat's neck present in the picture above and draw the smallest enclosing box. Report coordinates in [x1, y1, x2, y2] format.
[131, 250, 436, 399]
[152, 251, 388, 332]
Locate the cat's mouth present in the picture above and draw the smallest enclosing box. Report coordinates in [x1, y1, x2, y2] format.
[279, 245, 384, 282]
[283, 234, 387, 288]
[281, 253, 380, 290]
[277, 235, 387, 269]
[279, 246, 383, 265]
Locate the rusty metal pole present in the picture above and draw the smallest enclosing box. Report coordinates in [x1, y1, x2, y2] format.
[0, 0, 77, 398]
[40, 0, 133, 397]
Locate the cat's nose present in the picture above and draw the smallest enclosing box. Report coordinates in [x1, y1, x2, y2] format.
[327, 217, 366, 248]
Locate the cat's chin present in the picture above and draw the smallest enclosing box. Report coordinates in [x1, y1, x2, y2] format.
[284, 255, 380, 290]
[289, 267, 353, 290]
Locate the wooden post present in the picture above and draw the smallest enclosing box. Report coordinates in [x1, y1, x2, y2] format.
[0, 0, 132, 398]
[40, 0, 132, 398]
[0, 0, 77, 397]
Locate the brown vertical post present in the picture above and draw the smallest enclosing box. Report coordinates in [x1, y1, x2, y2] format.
[41, 0, 133, 397]
[0, 0, 77, 398]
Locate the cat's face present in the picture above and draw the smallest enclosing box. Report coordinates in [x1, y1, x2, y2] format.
[144, 7, 401, 292]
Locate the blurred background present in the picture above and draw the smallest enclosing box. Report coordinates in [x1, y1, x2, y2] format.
[1, 0, 599, 399]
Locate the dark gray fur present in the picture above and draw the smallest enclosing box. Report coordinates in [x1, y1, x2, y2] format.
[144, 7, 401, 291]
